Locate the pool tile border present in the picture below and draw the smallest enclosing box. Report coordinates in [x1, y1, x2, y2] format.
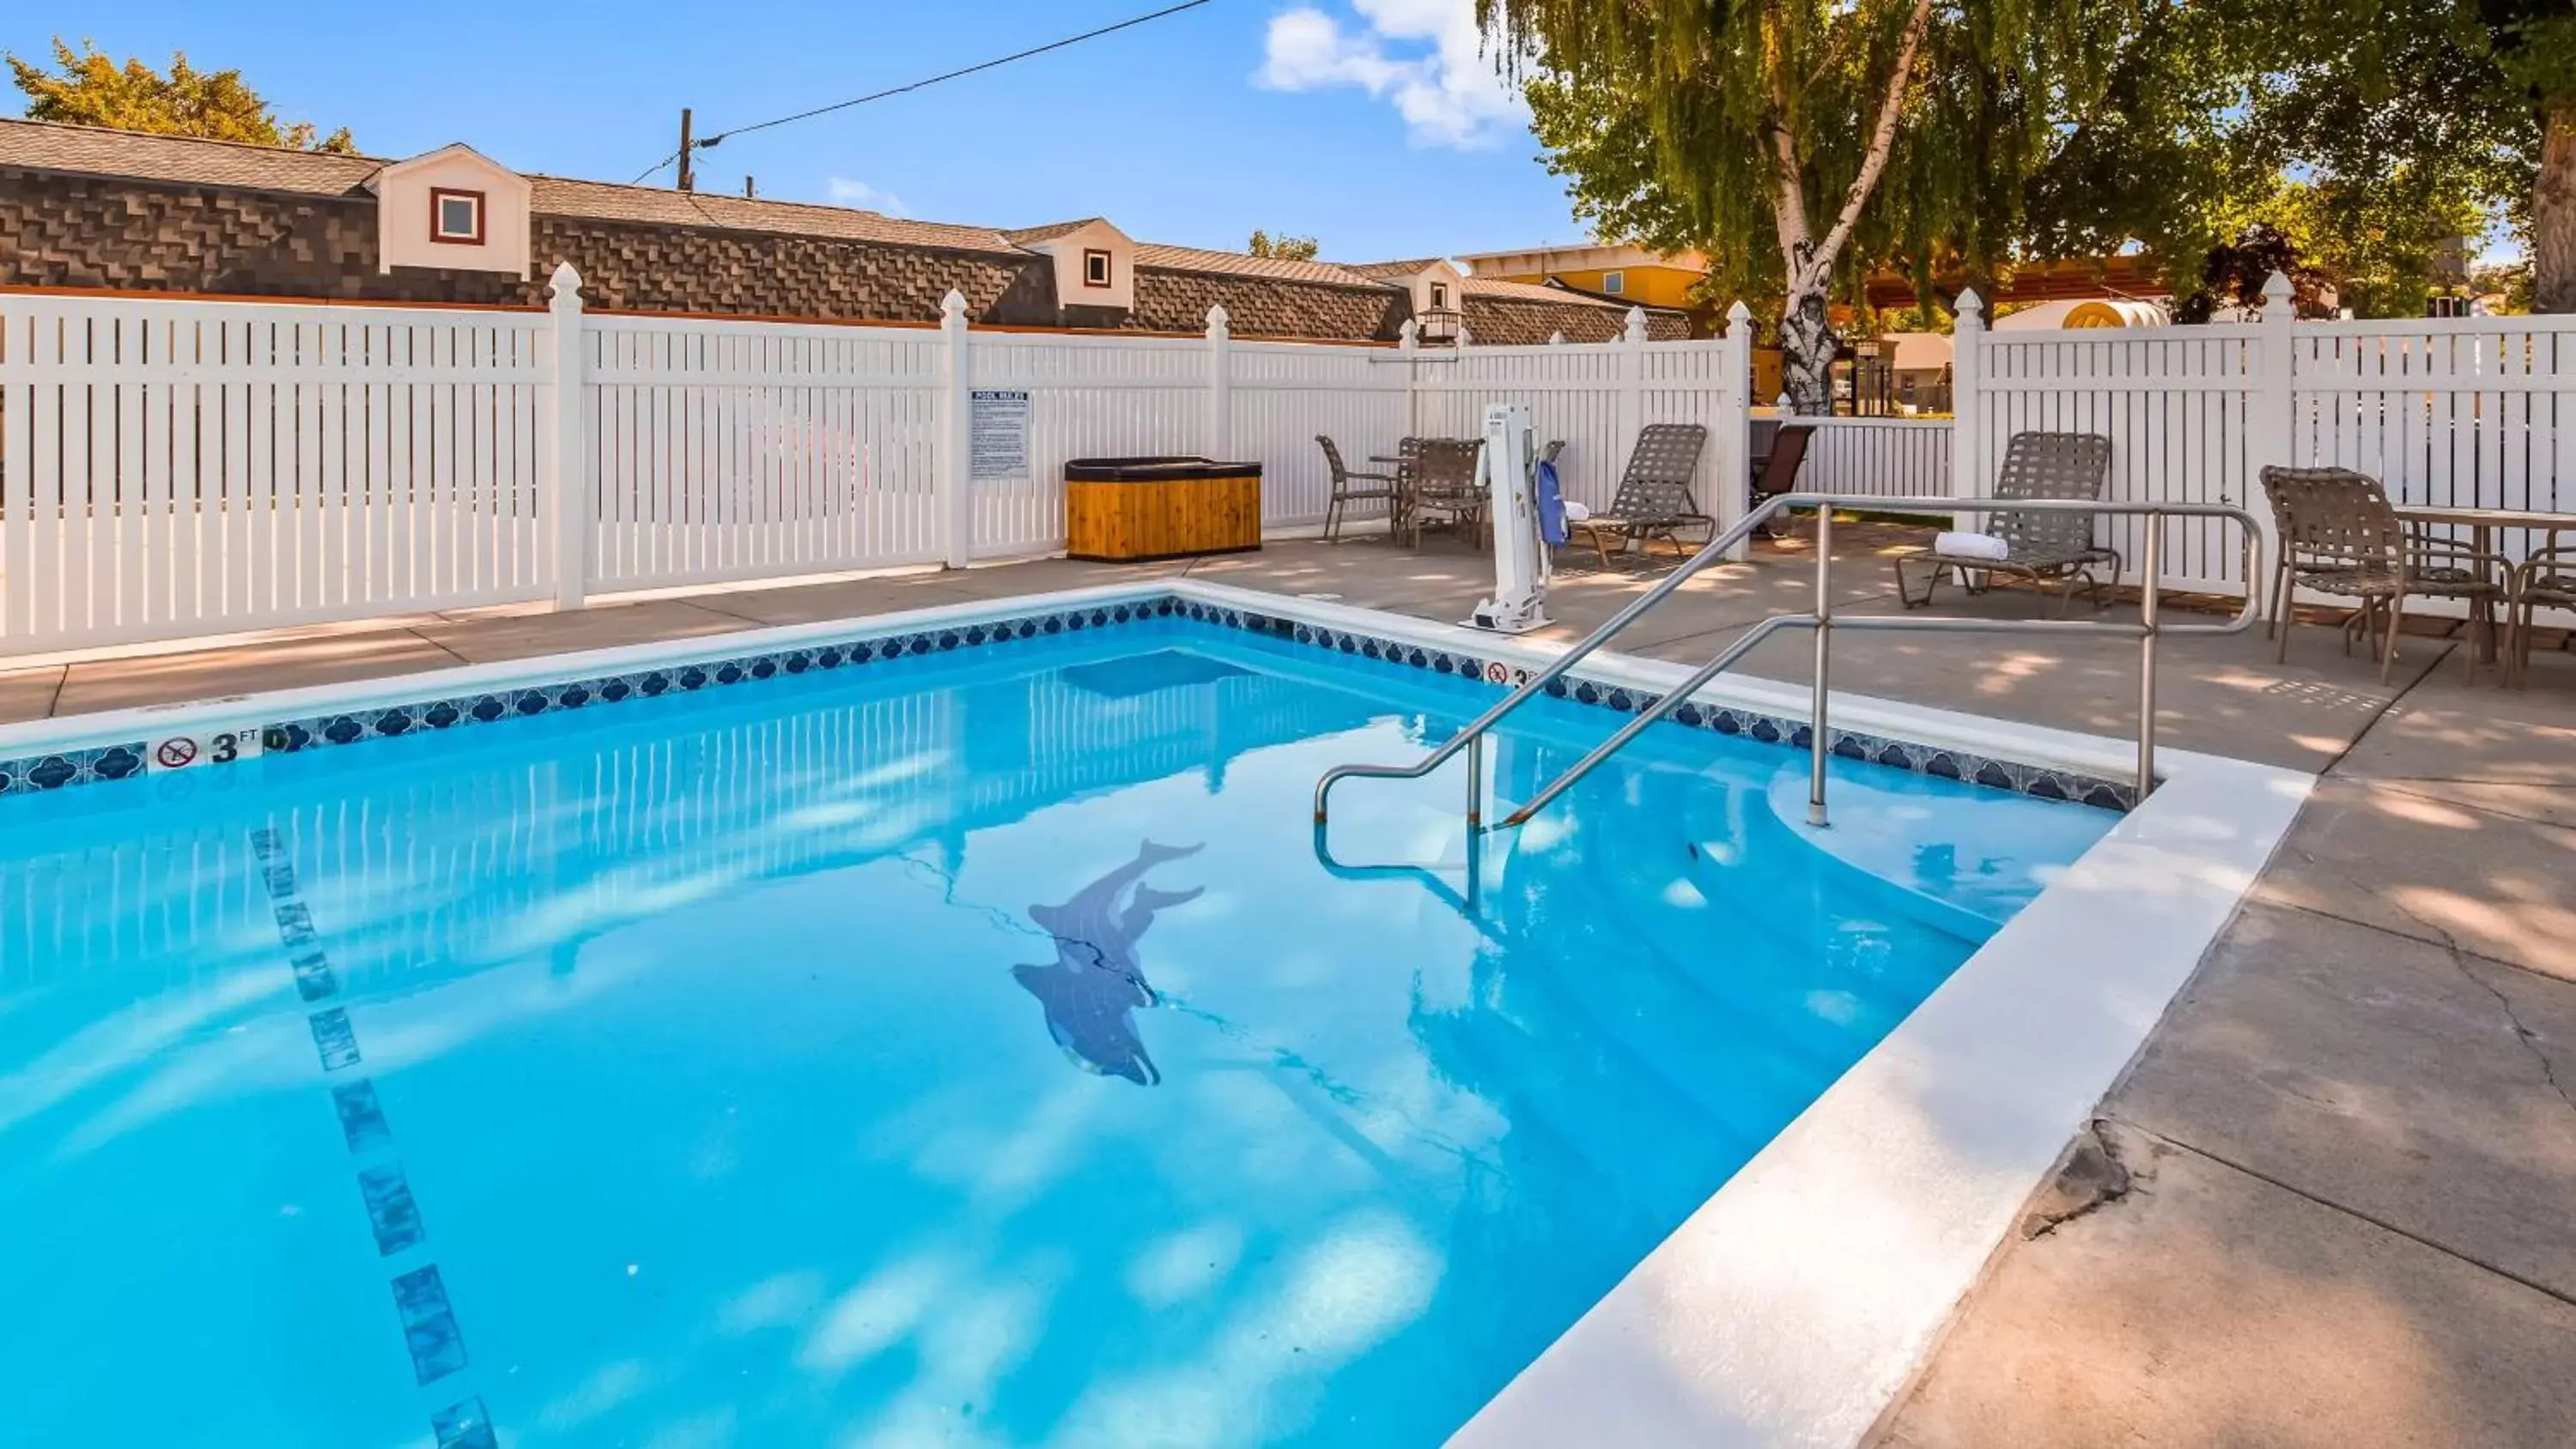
[0, 593, 2136, 811]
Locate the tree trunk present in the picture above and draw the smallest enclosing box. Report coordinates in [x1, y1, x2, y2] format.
[1777, 266, 1838, 415]
[2538, 101, 2576, 314]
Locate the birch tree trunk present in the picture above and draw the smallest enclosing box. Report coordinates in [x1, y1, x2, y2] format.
[2538, 102, 2576, 314]
[1765, 0, 1935, 415]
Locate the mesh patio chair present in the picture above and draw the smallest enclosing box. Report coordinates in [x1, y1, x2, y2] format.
[1404, 438, 1485, 549]
[2257, 466, 2507, 684]
[1893, 431, 2120, 615]
[2509, 543, 2575, 688]
[1567, 423, 1711, 567]
[1315, 435, 1396, 543]
[1748, 423, 1814, 537]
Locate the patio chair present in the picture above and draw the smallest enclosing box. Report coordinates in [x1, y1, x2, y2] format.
[1893, 431, 2120, 615]
[1316, 436, 1396, 543]
[1566, 423, 1711, 567]
[2509, 543, 2575, 688]
[1404, 438, 1485, 549]
[1748, 423, 1814, 537]
[2257, 466, 2507, 684]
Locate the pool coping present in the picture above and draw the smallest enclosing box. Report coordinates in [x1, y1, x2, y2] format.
[0, 581, 2311, 1447]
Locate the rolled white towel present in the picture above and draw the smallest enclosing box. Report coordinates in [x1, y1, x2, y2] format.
[1563, 500, 1593, 523]
[1935, 530, 2010, 562]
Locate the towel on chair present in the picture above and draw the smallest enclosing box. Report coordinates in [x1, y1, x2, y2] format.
[1563, 500, 1593, 524]
[1935, 530, 2010, 562]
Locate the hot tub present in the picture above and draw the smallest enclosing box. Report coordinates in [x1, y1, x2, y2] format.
[1064, 457, 1262, 562]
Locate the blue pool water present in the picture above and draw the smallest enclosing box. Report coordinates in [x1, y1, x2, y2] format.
[0, 614, 2113, 1448]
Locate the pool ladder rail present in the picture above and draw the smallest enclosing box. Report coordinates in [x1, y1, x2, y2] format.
[1311, 492, 2264, 885]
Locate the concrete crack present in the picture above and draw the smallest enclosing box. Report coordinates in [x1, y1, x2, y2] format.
[2020, 1119, 2137, 1240]
[2380, 890, 2576, 1119]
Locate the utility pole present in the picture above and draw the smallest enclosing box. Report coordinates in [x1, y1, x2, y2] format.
[677, 108, 695, 192]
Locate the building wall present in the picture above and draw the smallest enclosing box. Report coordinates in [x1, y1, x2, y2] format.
[1485, 263, 1704, 312]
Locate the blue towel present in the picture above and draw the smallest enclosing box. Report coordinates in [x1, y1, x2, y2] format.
[1534, 458, 1568, 546]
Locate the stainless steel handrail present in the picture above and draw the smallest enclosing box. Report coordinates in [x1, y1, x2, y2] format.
[1313, 492, 2263, 852]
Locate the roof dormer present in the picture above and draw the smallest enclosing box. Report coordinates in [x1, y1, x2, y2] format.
[1008, 218, 1135, 316]
[366, 143, 532, 277]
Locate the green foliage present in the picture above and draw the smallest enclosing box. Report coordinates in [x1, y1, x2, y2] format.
[1246, 229, 1321, 262]
[1504, 0, 2561, 319]
[7, 37, 355, 153]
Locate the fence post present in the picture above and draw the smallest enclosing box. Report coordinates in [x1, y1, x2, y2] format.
[2246, 270, 2296, 614]
[545, 262, 589, 611]
[1400, 317, 1420, 439]
[1948, 288, 1983, 526]
[938, 289, 972, 570]
[1204, 305, 1232, 460]
[1617, 306, 1647, 452]
[1719, 302, 1755, 561]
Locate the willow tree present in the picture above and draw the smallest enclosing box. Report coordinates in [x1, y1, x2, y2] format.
[1482, 0, 2116, 410]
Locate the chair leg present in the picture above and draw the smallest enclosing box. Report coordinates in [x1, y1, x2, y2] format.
[2379, 591, 2404, 685]
[2276, 585, 2296, 665]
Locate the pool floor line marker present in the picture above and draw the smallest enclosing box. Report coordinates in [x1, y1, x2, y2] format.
[250, 826, 501, 1445]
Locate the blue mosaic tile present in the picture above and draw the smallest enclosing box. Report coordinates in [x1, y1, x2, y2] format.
[309, 1008, 361, 1071]
[433, 1397, 500, 1449]
[392, 1265, 468, 1385]
[332, 1079, 392, 1155]
[359, 1163, 427, 1256]
[290, 952, 339, 1003]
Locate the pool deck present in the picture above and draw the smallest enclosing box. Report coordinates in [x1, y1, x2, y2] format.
[5, 531, 2573, 1445]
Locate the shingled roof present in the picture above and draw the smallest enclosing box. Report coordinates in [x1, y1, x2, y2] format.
[0, 118, 1692, 343]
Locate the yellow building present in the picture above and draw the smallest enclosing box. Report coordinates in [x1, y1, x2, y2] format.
[1453, 242, 1714, 324]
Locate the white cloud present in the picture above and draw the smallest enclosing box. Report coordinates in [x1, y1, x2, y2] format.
[1256, 1, 1527, 149]
[825, 177, 908, 215]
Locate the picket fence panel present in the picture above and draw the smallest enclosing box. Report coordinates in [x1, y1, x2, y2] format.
[0, 293, 552, 653]
[5, 276, 2570, 659]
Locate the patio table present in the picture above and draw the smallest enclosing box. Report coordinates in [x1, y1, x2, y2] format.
[2391, 505, 2576, 670]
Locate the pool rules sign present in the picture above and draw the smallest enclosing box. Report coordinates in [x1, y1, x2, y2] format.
[970, 390, 1031, 481]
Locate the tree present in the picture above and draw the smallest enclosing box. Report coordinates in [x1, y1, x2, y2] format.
[8, 38, 355, 153]
[2479, 0, 2576, 310]
[1485, 0, 2113, 412]
[1247, 229, 1321, 261]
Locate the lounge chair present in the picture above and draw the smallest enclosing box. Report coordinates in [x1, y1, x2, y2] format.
[1567, 423, 1711, 567]
[1316, 436, 1396, 542]
[1748, 423, 1814, 537]
[1893, 431, 2120, 615]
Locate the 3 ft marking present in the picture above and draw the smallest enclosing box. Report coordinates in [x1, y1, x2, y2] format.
[149, 729, 263, 773]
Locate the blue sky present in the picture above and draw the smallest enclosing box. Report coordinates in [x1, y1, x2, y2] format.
[6, 0, 1599, 263]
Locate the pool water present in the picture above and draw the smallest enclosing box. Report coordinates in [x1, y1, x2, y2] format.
[0, 614, 2112, 1448]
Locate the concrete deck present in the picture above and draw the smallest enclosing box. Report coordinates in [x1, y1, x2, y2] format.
[5, 533, 2573, 1444]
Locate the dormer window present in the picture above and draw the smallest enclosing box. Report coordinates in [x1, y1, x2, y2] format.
[1084, 249, 1114, 288]
[431, 188, 485, 245]
[1430, 282, 1449, 309]
[1601, 270, 1625, 294]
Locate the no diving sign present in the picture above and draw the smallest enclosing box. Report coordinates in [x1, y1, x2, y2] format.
[149, 728, 263, 773]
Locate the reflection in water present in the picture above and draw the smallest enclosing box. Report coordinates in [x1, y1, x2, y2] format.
[1012, 841, 1204, 1086]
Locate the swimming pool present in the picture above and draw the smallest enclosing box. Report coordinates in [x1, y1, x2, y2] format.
[0, 591, 2134, 1447]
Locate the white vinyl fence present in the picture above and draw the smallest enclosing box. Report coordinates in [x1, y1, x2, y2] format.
[3, 264, 2571, 658]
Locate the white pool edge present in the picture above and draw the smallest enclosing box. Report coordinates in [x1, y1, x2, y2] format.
[0, 582, 2312, 1448]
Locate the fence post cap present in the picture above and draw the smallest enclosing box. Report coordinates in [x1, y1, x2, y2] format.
[1954, 288, 1984, 319]
[545, 261, 582, 305]
[1623, 306, 1649, 343]
[2260, 270, 2295, 306]
[940, 289, 969, 324]
[1399, 317, 1419, 350]
[1206, 304, 1230, 337]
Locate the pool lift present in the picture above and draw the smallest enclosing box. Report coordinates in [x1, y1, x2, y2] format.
[1463, 403, 1552, 635]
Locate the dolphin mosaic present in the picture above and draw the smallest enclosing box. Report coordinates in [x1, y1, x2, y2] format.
[1012, 840, 1204, 1085]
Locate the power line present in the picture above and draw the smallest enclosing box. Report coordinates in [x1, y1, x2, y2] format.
[628, 0, 1218, 185]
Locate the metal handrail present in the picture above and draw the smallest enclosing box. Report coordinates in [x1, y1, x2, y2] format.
[1313, 492, 2263, 853]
